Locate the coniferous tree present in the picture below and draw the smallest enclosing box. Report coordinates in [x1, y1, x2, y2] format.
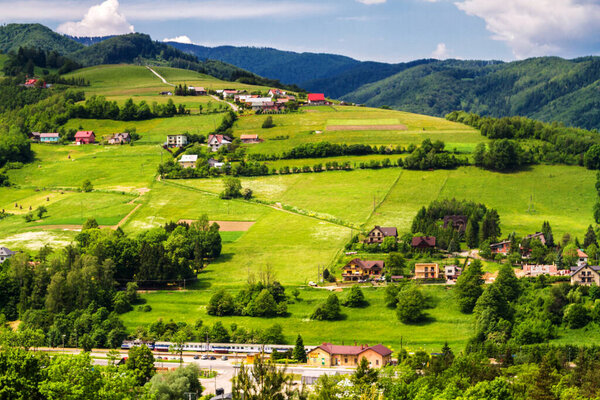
[584, 225, 597, 249]
[466, 219, 480, 249]
[480, 209, 501, 243]
[541, 221, 555, 248]
[455, 260, 484, 313]
[293, 334, 307, 363]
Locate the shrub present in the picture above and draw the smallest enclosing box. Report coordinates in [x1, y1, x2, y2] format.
[207, 289, 235, 316]
[81, 179, 93, 192]
[343, 285, 368, 308]
[311, 294, 341, 321]
[262, 116, 275, 129]
[396, 286, 426, 323]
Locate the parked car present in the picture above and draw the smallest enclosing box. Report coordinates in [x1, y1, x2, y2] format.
[221, 356, 228, 361]
[209, 356, 216, 360]
[308, 281, 317, 287]
[201, 355, 209, 360]
[193, 355, 199, 360]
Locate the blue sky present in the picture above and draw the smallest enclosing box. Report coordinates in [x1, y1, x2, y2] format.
[2, 0, 600, 62]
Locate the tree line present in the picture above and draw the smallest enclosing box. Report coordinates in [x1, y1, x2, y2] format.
[68, 95, 189, 121]
[2, 46, 81, 76]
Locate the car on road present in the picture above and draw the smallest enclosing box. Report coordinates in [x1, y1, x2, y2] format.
[221, 356, 228, 361]
[201, 355, 209, 360]
[209, 356, 216, 360]
[193, 355, 199, 360]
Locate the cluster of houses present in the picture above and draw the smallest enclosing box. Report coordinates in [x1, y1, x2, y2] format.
[165, 133, 260, 154]
[364, 225, 436, 250]
[341, 258, 460, 284]
[30, 131, 132, 145]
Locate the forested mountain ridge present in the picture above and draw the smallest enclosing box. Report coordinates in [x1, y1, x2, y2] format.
[0, 23, 84, 54]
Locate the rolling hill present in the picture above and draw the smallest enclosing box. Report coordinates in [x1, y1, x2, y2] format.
[0, 23, 84, 54]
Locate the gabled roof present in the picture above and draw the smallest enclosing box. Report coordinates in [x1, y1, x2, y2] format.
[411, 236, 436, 247]
[345, 258, 384, 270]
[0, 247, 16, 256]
[315, 342, 392, 357]
[40, 132, 59, 138]
[179, 154, 198, 163]
[570, 265, 600, 276]
[75, 131, 94, 138]
[308, 93, 326, 102]
[240, 134, 259, 140]
[577, 249, 588, 258]
[369, 226, 398, 237]
[208, 134, 232, 144]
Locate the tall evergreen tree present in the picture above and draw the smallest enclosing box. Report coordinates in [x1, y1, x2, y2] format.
[584, 225, 598, 249]
[480, 209, 501, 243]
[455, 259, 484, 313]
[541, 221, 555, 248]
[293, 335, 307, 363]
[466, 219, 480, 249]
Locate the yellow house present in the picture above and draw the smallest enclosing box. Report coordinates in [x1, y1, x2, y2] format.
[570, 265, 600, 286]
[307, 343, 392, 368]
[414, 263, 439, 279]
[342, 259, 384, 282]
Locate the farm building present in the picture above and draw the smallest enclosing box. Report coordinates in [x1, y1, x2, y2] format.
[39, 133, 59, 143]
[342, 259, 384, 282]
[267, 88, 286, 97]
[189, 86, 207, 95]
[307, 343, 392, 368]
[179, 154, 198, 169]
[411, 236, 436, 250]
[208, 159, 224, 169]
[166, 134, 188, 148]
[207, 135, 232, 152]
[0, 247, 16, 264]
[307, 93, 326, 104]
[75, 131, 95, 144]
[444, 265, 462, 282]
[364, 226, 397, 244]
[240, 134, 260, 144]
[223, 89, 239, 98]
[570, 265, 600, 286]
[107, 132, 131, 145]
[414, 263, 440, 279]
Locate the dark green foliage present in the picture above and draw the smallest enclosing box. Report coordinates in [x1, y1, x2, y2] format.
[146, 364, 203, 399]
[403, 138, 466, 170]
[455, 260, 484, 313]
[68, 95, 187, 121]
[262, 116, 274, 129]
[466, 219, 479, 249]
[495, 264, 521, 302]
[0, 125, 33, 168]
[232, 353, 300, 399]
[472, 140, 534, 171]
[0, 347, 46, 399]
[480, 209, 501, 243]
[311, 294, 341, 321]
[81, 179, 93, 192]
[209, 280, 288, 318]
[293, 334, 307, 363]
[3, 46, 80, 76]
[207, 289, 235, 316]
[563, 303, 590, 329]
[353, 356, 378, 386]
[584, 225, 597, 248]
[342, 285, 367, 308]
[220, 177, 242, 199]
[0, 23, 84, 54]
[541, 221, 555, 248]
[281, 141, 403, 159]
[125, 344, 155, 385]
[396, 286, 426, 323]
[585, 145, 600, 169]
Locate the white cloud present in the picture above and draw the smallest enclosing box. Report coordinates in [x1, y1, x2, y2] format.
[356, 0, 386, 4]
[56, 0, 134, 36]
[454, 0, 600, 58]
[163, 35, 193, 44]
[431, 42, 450, 59]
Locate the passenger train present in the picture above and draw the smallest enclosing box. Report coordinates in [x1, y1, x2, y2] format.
[122, 340, 315, 354]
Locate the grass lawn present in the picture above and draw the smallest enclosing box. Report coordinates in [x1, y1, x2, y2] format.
[123, 285, 474, 352]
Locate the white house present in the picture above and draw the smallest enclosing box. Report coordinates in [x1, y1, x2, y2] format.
[166, 134, 188, 148]
[0, 247, 16, 264]
[207, 134, 232, 152]
[178, 154, 198, 168]
[578, 249, 589, 267]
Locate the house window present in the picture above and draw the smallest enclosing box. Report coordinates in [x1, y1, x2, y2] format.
[344, 358, 348, 363]
[376, 360, 379, 366]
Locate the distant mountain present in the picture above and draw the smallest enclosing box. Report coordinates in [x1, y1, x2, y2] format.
[0, 23, 84, 54]
[342, 57, 600, 130]
[67, 35, 115, 46]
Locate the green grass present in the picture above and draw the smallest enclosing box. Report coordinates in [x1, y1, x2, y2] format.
[123, 285, 473, 352]
[327, 118, 400, 125]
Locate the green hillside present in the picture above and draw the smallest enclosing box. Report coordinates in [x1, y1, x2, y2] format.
[0, 23, 84, 54]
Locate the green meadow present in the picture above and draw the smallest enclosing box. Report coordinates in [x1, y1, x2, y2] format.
[1, 63, 598, 349]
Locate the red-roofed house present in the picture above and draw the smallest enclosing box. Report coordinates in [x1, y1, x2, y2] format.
[307, 342, 392, 367]
[364, 226, 398, 244]
[207, 134, 232, 152]
[240, 134, 260, 144]
[411, 236, 436, 250]
[75, 131, 95, 144]
[307, 93, 326, 105]
[342, 259, 384, 281]
[578, 249, 589, 267]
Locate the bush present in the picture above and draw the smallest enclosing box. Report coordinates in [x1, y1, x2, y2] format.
[396, 286, 426, 323]
[219, 177, 242, 199]
[81, 179, 93, 192]
[311, 294, 341, 321]
[563, 303, 590, 329]
[262, 116, 275, 129]
[343, 285, 368, 308]
[207, 289, 235, 316]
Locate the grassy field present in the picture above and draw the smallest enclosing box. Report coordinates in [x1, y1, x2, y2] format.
[1, 63, 598, 350]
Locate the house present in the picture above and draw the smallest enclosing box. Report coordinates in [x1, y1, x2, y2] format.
[240, 134, 260, 144]
[307, 93, 326, 105]
[189, 86, 207, 95]
[364, 226, 398, 244]
[577, 249, 589, 267]
[208, 158, 224, 169]
[415, 263, 440, 279]
[29, 132, 41, 142]
[107, 132, 131, 145]
[23, 78, 46, 88]
[222, 89, 238, 98]
[491, 240, 511, 255]
[342, 259, 384, 282]
[251, 101, 280, 112]
[39, 132, 60, 143]
[267, 88, 286, 98]
[444, 265, 462, 282]
[443, 215, 468, 233]
[159, 91, 173, 96]
[179, 154, 198, 169]
[307, 343, 392, 368]
[523, 264, 558, 277]
[411, 236, 436, 250]
[75, 131, 95, 144]
[207, 134, 232, 152]
[525, 232, 546, 246]
[166, 134, 188, 148]
[570, 265, 600, 286]
[0, 247, 16, 264]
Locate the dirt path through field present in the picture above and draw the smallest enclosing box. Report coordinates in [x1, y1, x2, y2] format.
[327, 124, 408, 131]
[146, 66, 175, 86]
[177, 219, 255, 231]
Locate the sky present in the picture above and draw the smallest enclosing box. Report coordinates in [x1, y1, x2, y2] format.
[1, 0, 600, 63]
